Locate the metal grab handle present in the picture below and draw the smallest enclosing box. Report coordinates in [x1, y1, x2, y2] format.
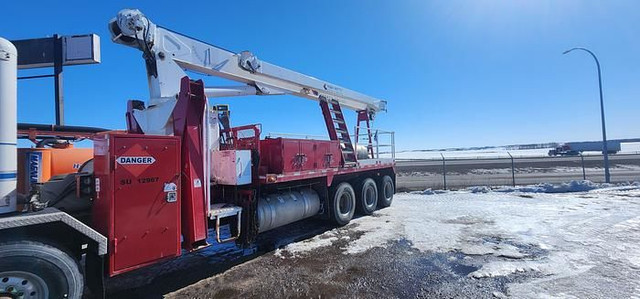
[214, 210, 242, 243]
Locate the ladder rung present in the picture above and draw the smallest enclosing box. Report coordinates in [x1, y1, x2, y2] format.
[333, 119, 345, 124]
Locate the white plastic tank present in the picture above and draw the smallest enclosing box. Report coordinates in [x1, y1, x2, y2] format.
[0, 37, 17, 214]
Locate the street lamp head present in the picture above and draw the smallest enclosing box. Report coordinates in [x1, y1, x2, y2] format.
[563, 48, 577, 55]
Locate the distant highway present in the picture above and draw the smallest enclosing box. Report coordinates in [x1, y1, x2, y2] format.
[395, 154, 640, 191]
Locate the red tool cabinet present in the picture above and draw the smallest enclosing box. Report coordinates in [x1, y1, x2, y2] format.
[259, 138, 341, 175]
[92, 133, 181, 276]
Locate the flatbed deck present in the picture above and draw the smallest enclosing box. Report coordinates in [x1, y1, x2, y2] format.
[259, 158, 395, 184]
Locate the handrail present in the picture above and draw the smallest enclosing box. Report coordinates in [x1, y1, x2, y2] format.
[353, 126, 395, 159]
[266, 132, 329, 140]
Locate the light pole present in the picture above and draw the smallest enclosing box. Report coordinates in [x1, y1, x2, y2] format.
[563, 47, 610, 183]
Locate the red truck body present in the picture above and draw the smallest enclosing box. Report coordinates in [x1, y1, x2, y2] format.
[92, 133, 182, 276]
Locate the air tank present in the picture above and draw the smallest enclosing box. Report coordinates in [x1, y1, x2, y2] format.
[0, 37, 17, 214]
[356, 144, 371, 160]
[257, 188, 321, 233]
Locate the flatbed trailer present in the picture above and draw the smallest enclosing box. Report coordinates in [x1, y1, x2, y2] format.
[0, 9, 395, 299]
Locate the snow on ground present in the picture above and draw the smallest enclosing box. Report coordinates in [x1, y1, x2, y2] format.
[395, 147, 552, 160]
[275, 182, 640, 298]
[397, 165, 640, 177]
[396, 142, 640, 160]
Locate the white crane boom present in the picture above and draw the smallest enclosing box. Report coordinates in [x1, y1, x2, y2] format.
[109, 9, 386, 135]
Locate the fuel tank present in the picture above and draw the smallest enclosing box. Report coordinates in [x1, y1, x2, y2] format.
[257, 188, 321, 233]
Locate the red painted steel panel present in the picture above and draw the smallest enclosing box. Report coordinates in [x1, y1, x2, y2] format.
[282, 139, 300, 173]
[258, 160, 396, 185]
[258, 139, 280, 174]
[92, 135, 111, 239]
[314, 141, 336, 169]
[299, 140, 316, 171]
[92, 133, 181, 276]
[259, 138, 345, 176]
[173, 77, 208, 249]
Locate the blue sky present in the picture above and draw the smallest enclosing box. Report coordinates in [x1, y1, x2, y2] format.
[2, 1, 639, 150]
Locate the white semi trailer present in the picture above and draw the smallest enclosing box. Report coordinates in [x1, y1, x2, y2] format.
[548, 141, 621, 156]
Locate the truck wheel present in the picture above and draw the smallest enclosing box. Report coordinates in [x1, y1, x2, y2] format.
[0, 240, 84, 299]
[377, 175, 394, 208]
[330, 182, 356, 226]
[356, 178, 378, 215]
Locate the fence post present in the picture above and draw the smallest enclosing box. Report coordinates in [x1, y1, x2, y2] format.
[441, 153, 447, 190]
[508, 152, 515, 187]
[580, 153, 586, 180]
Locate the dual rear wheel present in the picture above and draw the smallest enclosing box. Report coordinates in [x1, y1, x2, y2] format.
[329, 175, 394, 226]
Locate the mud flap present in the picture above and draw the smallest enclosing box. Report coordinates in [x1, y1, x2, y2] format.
[85, 243, 105, 299]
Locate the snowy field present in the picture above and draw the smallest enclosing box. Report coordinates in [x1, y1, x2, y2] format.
[396, 142, 640, 160]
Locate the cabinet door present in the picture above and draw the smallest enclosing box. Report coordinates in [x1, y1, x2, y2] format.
[299, 140, 317, 171]
[112, 137, 180, 273]
[282, 139, 301, 173]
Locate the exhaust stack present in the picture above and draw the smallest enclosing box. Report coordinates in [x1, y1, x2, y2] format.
[0, 37, 17, 214]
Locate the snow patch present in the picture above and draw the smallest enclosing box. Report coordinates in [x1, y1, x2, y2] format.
[469, 260, 543, 278]
[342, 210, 404, 254]
[276, 233, 340, 258]
[272, 184, 640, 297]
[495, 180, 601, 193]
[409, 188, 447, 195]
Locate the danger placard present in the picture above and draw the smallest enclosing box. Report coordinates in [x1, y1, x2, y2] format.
[116, 156, 156, 165]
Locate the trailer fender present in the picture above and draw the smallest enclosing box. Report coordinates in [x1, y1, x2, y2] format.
[0, 207, 107, 256]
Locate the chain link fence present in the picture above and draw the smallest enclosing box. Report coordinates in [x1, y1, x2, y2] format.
[396, 153, 640, 191]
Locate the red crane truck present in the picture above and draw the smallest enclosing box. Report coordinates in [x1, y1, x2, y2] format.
[0, 9, 395, 298]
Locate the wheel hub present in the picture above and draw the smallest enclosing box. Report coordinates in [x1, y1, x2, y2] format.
[0, 271, 49, 299]
[365, 187, 375, 206]
[339, 193, 353, 216]
[385, 182, 393, 198]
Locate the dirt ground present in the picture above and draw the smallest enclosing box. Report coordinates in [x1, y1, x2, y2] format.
[164, 238, 535, 298]
[106, 184, 640, 298]
[108, 215, 533, 299]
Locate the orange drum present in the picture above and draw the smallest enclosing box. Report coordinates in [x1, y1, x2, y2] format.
[17, 146, 93, 195]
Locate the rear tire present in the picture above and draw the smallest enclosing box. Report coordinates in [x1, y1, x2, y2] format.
[330, 182, 356, 226]
[356, 178, 378, 215]
[377, 175, 394, 208]
[0, 240, 84, 299]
